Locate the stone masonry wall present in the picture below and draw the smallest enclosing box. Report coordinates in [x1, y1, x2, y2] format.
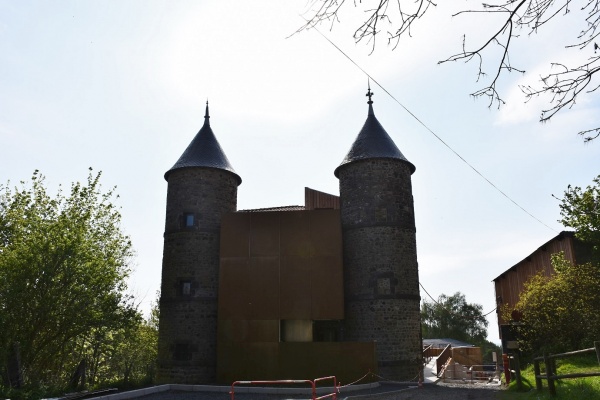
[157, 168, 238, 384]
[163, 168, 238, 234]
[338, 159, 421, 381]
[157, 299, 217, 384]
[339, 159, 415, 231]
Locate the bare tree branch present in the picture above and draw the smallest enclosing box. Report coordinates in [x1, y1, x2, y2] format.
[569, 0, 600, 48]
[387, 0, 436, 50]
[521, 56, 600, 139]
[296, 0, 600, 141]
[579, 127, 600, 142]
[297, 0, 436, 53]
[439, 0, 527, 109]
[295, 0, 347, 36]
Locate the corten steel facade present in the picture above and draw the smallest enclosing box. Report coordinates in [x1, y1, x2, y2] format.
[217, 209, 378, 383]
[157, 94, 422, 384]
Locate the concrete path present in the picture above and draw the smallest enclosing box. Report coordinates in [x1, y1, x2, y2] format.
[423, 356, 440, 384]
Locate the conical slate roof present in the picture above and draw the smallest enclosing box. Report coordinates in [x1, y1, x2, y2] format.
[334, 95, 415, 177]
[164, 103, 241, 184]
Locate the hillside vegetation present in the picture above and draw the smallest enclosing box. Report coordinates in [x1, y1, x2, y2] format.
[501, 353, 600, 399]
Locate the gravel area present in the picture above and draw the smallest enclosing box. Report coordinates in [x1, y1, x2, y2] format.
[371, 382, 505, 399]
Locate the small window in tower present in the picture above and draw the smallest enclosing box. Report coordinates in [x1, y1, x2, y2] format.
[182, 281, 191, 296]
[375, 207, 388, 222]
[173, 343, 192, 361]
[184, 213, 195, 227]
[377, 277, 391, 295]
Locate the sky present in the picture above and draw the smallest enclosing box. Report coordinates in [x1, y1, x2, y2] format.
[1, 1, 599, 344]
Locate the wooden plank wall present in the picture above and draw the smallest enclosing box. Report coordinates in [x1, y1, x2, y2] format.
[494, 233, 575, 331]
[452, 347, 483, 367]
[305, 187, 340, 210]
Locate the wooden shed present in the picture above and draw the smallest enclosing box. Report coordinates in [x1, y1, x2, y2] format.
[493, 231, 593, 340]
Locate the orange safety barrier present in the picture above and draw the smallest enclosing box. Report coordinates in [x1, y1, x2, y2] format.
[230, 376, 339, 400]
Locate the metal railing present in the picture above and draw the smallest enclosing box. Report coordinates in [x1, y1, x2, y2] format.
[230, 376, 339, 400]
[466, 365, 499, 382]
[436, 344, 452, 377]
[423, 344, 433, 364]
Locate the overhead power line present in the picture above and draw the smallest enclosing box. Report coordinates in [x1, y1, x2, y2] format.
[420, 282, 497, 321]
[308, 24, 558, 234]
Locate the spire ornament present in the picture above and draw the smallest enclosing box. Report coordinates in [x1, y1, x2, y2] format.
[366, 82, 374, 104]
[204, 100, 210, 122]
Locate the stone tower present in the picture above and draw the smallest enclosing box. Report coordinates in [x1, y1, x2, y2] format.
[335, 89, 421, 381]
[157, 103, 241, 384]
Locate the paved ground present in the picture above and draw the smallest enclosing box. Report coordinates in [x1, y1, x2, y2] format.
[372, 383, 504, 399]
[101, 357, 504, 400]
[133, 382, 504, 400]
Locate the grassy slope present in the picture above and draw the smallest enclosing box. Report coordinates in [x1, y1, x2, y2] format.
[500, 354, 600, 399]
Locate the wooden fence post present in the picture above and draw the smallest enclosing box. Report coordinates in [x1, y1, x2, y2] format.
[544, 352, 556, 396]
[502, 353, 510, 385]
[534, 358, 542, 391]
[595, 341, 600, 366]
[514, 354, 523, 391]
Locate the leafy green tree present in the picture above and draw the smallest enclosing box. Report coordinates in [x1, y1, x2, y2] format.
[422, 292, 500, 363]
[421, 292, 488, 344]
[56, 296, 158, 391]
[498, 176, 600, 357]
[558, 174, 600, 260]
[98, 296, 159, 388]
[508, 253, 600, 355]
[79, 315, 157, 389]
[0, 169, 138, 387]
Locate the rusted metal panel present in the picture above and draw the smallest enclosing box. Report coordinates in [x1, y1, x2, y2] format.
[219, 209, 344, 322]
[220, 212, 251, 257]
[310, 210, 343, 257]
[280, 256, 312, 319]
[311, 256, 344, 320]
[248, 256, 280, 319]
[216, 341, 377, 384]
[305, 187, 340, 210]
[217, 341, 280, 382]
[218, 319, 279, 343]
[218, 256, 280, 320]
[279, 211, 313, 256]
[218, 209, 346, 380]
[218, 258, 252, 319]
[279, 342, 375, 381]
[249, 212, 280, 256]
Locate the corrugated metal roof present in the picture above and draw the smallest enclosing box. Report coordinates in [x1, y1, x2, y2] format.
[492, 231, 575, 282]
[238, 205, 305, 213]
[164, 103, 241, 184]
[334, 101, 415, 177]
[423, 338, 475, 348]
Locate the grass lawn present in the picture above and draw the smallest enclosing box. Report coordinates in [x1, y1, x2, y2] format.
[499, 353, 600, 399]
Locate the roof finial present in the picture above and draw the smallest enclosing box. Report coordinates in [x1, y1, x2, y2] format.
[204, 100, 210, 125]
[366, 80, 374, 105]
